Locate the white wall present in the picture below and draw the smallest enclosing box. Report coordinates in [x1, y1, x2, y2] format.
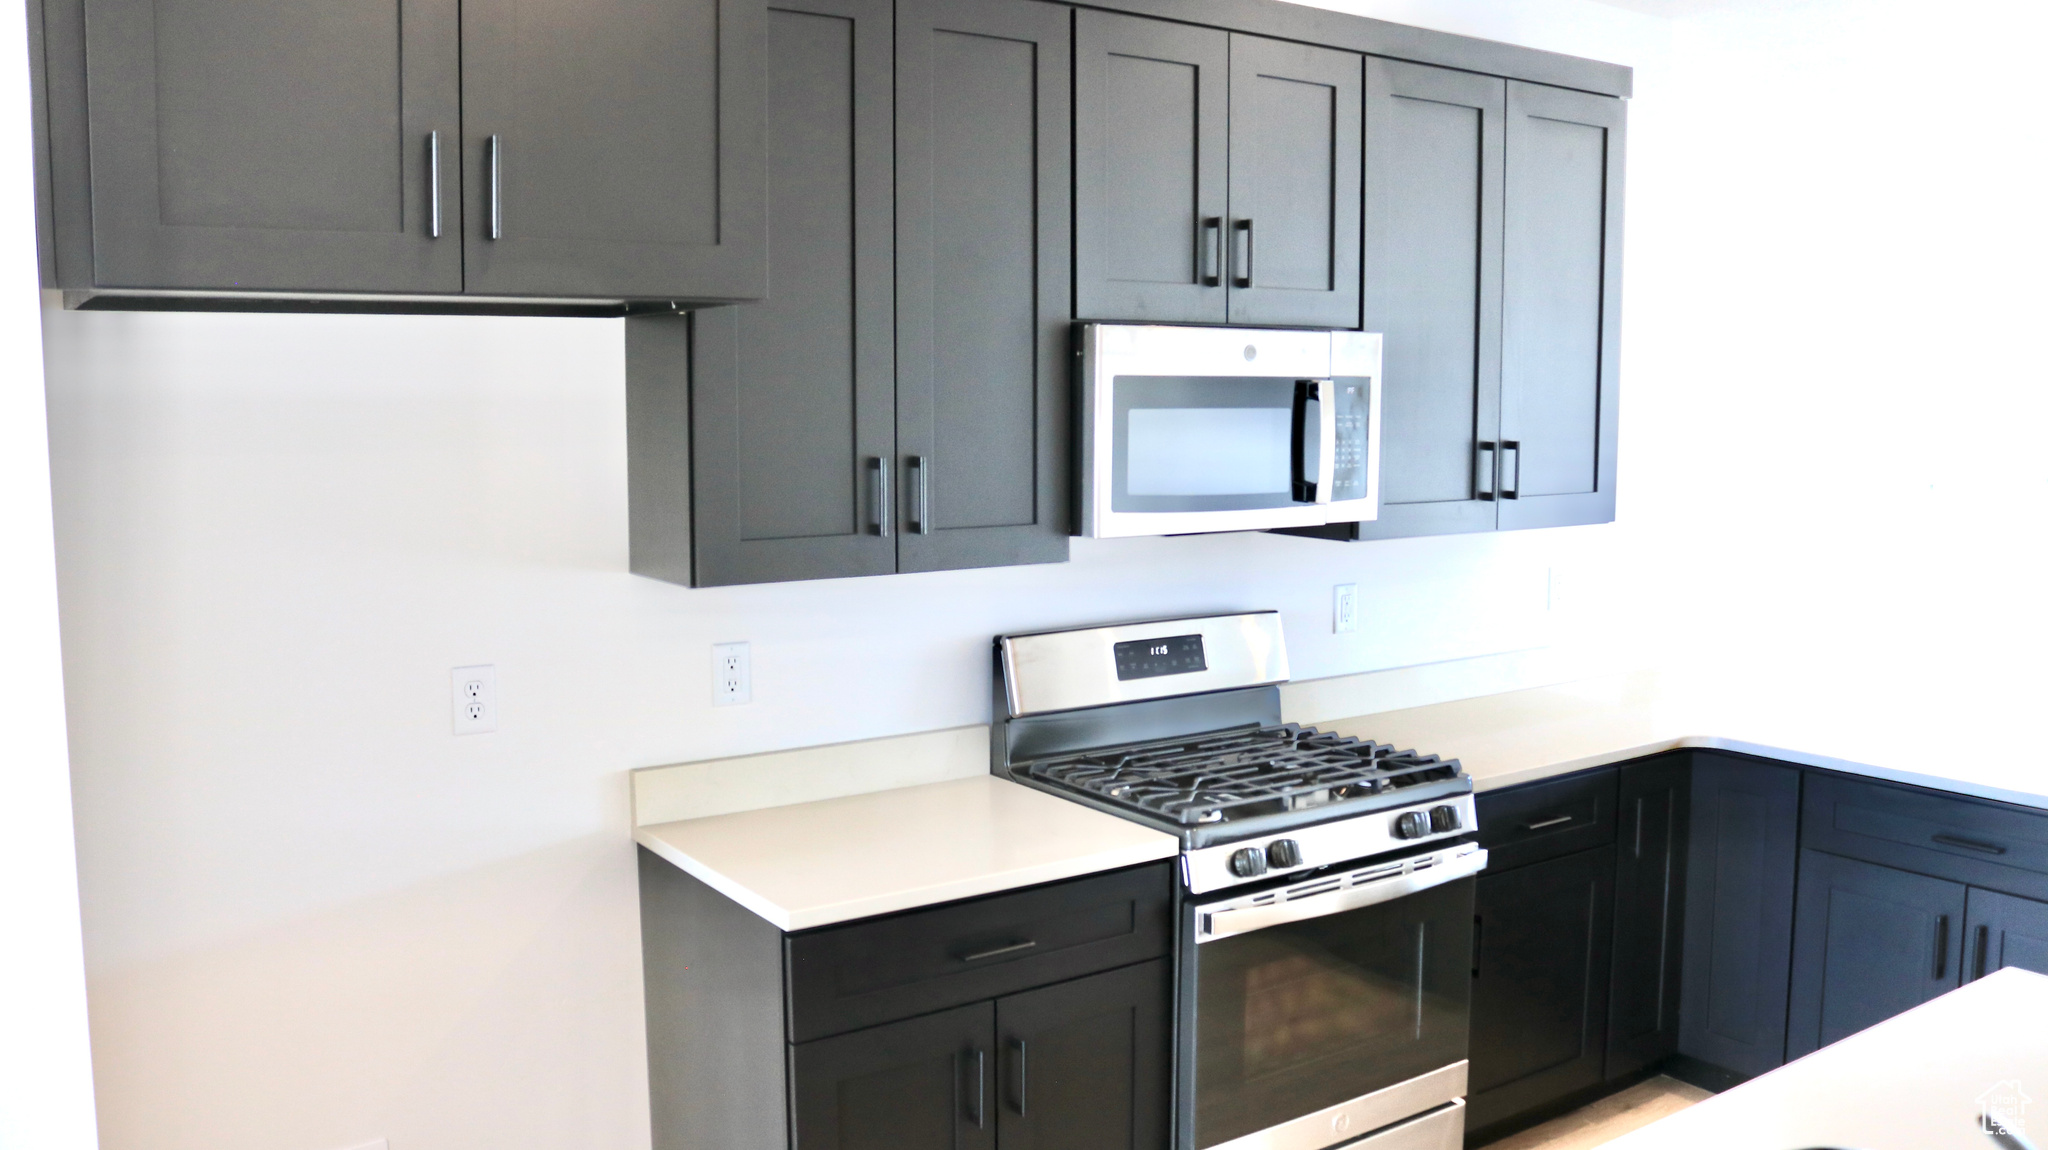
[1, 0, 100, 1146]
[38, 4, 1684, 1150]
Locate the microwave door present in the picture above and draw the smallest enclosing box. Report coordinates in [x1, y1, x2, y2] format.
[1100, 374, 1336, 537]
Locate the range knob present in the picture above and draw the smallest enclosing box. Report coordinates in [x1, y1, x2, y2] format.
[1267, 839, 1302, 868]
[1228, 846, 1269, 878]
[1429, 805, 1461, 833]
[1394, 811, 1430, 840]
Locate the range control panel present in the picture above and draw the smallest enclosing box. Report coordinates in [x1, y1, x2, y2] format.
[1180, 793, 1478, 894]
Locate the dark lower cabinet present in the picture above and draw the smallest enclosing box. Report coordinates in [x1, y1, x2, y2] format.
[995, 960, 1170, 1150]
[1675, 753, 1800, 1080]
[1468, 845, 1615, 1135]
[1606, 755, 1690, 1078]
[1787, 849, 1965, 1058]
[793, 1001, 999, 1150]
[1966, 888, 2048, 981]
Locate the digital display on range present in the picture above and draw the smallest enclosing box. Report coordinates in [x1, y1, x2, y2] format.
[1114, 634, 1208, 681]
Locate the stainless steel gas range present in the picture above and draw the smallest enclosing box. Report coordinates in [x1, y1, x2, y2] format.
[991, 611, 1485, 1150]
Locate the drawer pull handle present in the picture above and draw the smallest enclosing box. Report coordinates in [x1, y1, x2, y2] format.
[958, 939, 1037, 963]
[1932, 833, 2007, 855]
[1523, 814, 1574, 832]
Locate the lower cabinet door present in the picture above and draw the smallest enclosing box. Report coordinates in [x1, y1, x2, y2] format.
[1965, 887, 2048, 982]
[791, 1001, 998, 1150]
[1606, 754, 1690, 1079]
[1787, 849, 1965, 1059]
[995, 960, 1170, 1150]
[1468, 846, 1615, 1136]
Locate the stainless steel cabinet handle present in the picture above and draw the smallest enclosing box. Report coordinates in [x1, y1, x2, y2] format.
[1200, 217, 1222, 287]
[1008, 1038, 1028, 1116]
[1476, 441, 1497, 501]
[958, 939, 1035, 963]
[1232, 219, 1254, 288]
[427, 131, 443, 239]
[1500, 439, 1521, 499]
[1934, 914, 1950, 979]
[908, 456, 930, 535]
[1523, 814, 1573, 831]
[869, 457, 891, 537]
[487, 134, 504, 240]
[1933, 833, 2007, 855]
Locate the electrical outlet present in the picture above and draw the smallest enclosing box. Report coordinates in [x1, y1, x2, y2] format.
[1333, 584, 1359, 633]
[451, 665, 497, 734]
[712, 642, 752, 706]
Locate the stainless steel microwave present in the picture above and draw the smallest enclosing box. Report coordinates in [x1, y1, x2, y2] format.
[1078, 324, 1383, 538]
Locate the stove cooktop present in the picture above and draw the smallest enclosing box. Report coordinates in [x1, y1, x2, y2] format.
[1013, 722, 1464, 842]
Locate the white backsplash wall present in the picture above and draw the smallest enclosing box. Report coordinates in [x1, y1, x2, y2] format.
[41, 3, 1677, 1149]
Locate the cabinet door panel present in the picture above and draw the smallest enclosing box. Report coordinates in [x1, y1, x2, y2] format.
[1965, 888, 2048, 981]
[792, 1001, 998, 1150]
[668, 0, 895, 587]
[1677, 754, 1799, 1079]
[461, 0, 764, 298]
[1468, 846, 1614, 1134]
[996, 961, 1169, 1150]
[1607, 754, 1690, 1078]
[82, 0, 460, 291]
[1497, 82, 1622, 530]
[1787, 849, 1965, 1059]
[1074, 12, 1228, 323]
[1225, 34, 1361, 328]
[895, 0, 1071, 574]
[1352, 59, 1503, 540]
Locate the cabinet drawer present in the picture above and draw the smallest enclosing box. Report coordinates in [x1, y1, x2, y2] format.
[1476, 768, 1617, 871]
[784, 861, 1173, 1042]
[1802, 773, 2048, 900]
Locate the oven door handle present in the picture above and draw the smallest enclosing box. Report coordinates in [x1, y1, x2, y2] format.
[1197, 848, 1488, 944]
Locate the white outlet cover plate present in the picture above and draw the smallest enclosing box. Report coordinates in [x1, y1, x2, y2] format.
[1333, 583, 1359, 633]
[712, 642, 752, 706]
[451, 665, 497, 734]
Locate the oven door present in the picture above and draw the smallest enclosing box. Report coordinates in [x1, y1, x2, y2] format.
[1181, 845, 1483, 1150]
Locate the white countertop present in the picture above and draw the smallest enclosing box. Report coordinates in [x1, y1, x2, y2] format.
[1606, 967, 2048, 1149]
[633, 774, 1178, 931]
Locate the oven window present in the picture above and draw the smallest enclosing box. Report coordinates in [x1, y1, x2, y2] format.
[1111, 376, 1314, 513]
[1190, 877, 1473, 1148]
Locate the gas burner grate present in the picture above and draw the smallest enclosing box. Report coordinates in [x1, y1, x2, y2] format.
[1017, 723, 1461, 826]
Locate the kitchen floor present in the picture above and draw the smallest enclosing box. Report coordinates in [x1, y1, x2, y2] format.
[1475, 1077, 1714, 1150]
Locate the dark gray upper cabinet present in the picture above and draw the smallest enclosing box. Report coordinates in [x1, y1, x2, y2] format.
[1224, 33, 1360, 328]
[1353, 58, 1504, 540]
[1786, 849, 1965, 1059]
[1072, 11, 1228, 324]
[1677, 754, 1799, 1080]
[461, 0, 765, 299]
[639, 0, 895, 588]
[894, 0, 1072, 575]
[1965, 888, 2048, 982]
[1496, 80, 1623, 530]
[1073, 15, 1358, 328]
[77, 0, 462, 293]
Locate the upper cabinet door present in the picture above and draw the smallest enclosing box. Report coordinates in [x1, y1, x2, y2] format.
[81, 0, 461, 292]
[670, 0, 896, 588]
[1352, 58, 1504, 541]
[460, 0, 765, 299]
[1497, 81, 1623, 530]
[1072, 11, 1228, 324]
[894, 0, 1071, 575]
[1225, 34, 1361, 329]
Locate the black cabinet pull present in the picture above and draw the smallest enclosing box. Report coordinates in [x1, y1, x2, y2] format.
[1200, 217, 1222, 287]
[1232, 218, 1254, 288]
[1522, 814, 1573, 832]
[1499, 439, 1521, 499]
[1976, 924, 1991, 981]
[961, 1048, 986, 1129]
[427, 131, 443, 239]
[868, 457, 890, 537]
[1475, 441, 1497, 501]
[1932, 833, 2007, 855]
[1008, 1038, 1028, 1116]
[1471, 914, 1483, 979]
[1934, 914, 1950, 979]
[958, 939, 1036, 963]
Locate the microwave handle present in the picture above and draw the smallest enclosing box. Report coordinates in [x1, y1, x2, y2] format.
[1315, 379, 1336, 504]
[1290, 381, 1316, 503]
[1290, 380, 1337, 505]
